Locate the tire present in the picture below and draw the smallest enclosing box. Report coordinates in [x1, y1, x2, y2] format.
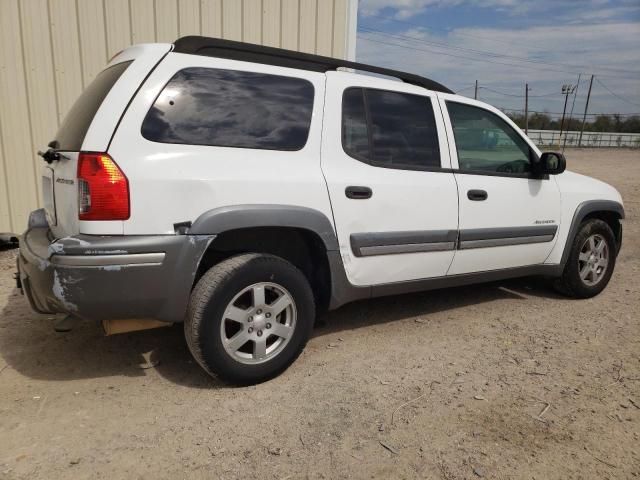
[185, 253, 315, 385]
[553, 218, 617, 298]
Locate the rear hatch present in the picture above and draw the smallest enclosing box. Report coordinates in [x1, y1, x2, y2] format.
[42, 44, 171, 238]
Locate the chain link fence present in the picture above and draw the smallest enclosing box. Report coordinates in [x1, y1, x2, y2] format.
[527, 130, 640, 148]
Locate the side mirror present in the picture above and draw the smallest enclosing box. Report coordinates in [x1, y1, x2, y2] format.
[537, 151, 566, 175]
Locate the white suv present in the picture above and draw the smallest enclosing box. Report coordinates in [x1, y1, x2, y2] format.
[18, 37, 624, 384]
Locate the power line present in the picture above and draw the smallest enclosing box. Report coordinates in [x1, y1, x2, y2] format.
[359, 27, 592, 76]
[361, 14, 640, 77]
[453, 85, 476, 93]
[357, 33, 640, 115]
[451, 85, 640, 116]
[357, 34, 590, 77]
[594, 78, 640, 108]
[365, 12, 538, 51]
[478, 86, 560, 98]
[359, 29, 640, 83]
[360, 27, 547, 66]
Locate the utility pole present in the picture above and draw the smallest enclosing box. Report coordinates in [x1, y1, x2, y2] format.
[524, 83, 529, 135]
[579, 75, 594, 147]
[563, 74, 581, 150]
[474, 80, 478, 100]
[559, 84, 576, 149]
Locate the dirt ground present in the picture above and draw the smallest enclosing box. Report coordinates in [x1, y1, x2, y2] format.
[1, 148, 638, 480]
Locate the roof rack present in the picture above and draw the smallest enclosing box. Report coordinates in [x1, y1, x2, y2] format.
[173, 36, 453, 94]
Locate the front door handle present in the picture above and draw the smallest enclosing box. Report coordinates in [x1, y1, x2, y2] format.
[467, 189, 488, 201]
[345, 186, 372, 199]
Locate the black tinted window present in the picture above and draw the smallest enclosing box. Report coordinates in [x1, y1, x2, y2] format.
[342, 89, 369, 159]
[342, 88, 440, 169]
[142, 68, 314, 151]
[447, 102, 532, 174]
[54, 61, 132, 151]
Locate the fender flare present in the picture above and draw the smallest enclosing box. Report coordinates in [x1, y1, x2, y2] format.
[559, 200, 625, 268]
[189, 204, 339, 251]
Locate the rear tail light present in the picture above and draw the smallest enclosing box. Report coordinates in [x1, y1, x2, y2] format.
[77, 152, 130, 220]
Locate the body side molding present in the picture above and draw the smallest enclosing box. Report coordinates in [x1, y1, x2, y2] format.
[350, 230, 457, 257]
[349, 226, 557, 256]
[189, 204, 339, 251]
[459, 225, 557, 241]
[458, 225, 558, 250]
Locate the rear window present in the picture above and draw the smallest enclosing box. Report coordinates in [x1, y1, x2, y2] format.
[54, 61, 132, 151]
[141, 67, 315, 151]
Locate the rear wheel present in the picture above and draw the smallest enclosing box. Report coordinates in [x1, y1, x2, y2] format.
[185, 253, 315, 385]
[554, 219, 617, 298]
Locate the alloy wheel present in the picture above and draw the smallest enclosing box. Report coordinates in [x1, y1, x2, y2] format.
[220, 282, 297, 364]
[578, 234, 609, 286]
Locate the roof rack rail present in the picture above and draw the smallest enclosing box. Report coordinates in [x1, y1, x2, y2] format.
[173, 36, 453, 94]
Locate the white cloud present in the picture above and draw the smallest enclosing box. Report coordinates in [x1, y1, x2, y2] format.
[359, 0, 640, 20]
[359, 0, 531, 19]
[359, 0, 441, 20]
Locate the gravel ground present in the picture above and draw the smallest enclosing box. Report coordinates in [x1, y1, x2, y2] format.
[0, 148, 638, 480]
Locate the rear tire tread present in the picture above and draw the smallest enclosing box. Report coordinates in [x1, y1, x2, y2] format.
[185, 253, 314, 384]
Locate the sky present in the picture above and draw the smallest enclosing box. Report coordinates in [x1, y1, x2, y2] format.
[356, 0, 640, 119]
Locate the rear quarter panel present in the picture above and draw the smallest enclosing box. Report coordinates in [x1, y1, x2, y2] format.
[109, 53, 334, 235]
[78, 43, 171, 235]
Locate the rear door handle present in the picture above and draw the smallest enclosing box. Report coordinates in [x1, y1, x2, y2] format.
[345, 186, 372, 199]
[467, 189, 488, 201]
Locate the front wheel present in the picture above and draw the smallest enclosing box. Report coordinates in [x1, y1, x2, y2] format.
[554, 218, 617, 298]
[185, 253, 315, 385]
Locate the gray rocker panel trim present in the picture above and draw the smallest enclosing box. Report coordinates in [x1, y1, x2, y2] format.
[350, 230, 457, 257]
[559, 200, 625, 268]
[190, 204, 339, 251]
[369, 264, 562, 299]
[458, 225, 558, 250]
[327, 250, 562, 310]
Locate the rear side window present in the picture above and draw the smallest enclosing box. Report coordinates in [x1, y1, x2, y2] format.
[54, 61, 132, 151]
[142, 68, 315, 151]
[342, 87, 441, 169]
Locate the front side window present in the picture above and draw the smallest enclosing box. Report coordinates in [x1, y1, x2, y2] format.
[142, 68, 314, 151]
[342, 88, 441, 169]
[447, 102, 533, 174]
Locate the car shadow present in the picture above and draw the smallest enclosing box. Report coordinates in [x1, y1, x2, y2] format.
[313, 278, 553, 337]
[0, 275, 557, 389]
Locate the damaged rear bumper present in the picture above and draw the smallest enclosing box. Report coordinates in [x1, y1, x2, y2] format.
[18, 224, 214, 323]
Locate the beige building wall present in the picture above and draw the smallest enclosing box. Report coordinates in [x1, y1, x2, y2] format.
[0, 0, 357, 233]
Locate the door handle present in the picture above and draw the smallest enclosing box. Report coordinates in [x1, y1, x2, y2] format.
[467, 189, 488, 201]
[345, 186, 372, 199]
